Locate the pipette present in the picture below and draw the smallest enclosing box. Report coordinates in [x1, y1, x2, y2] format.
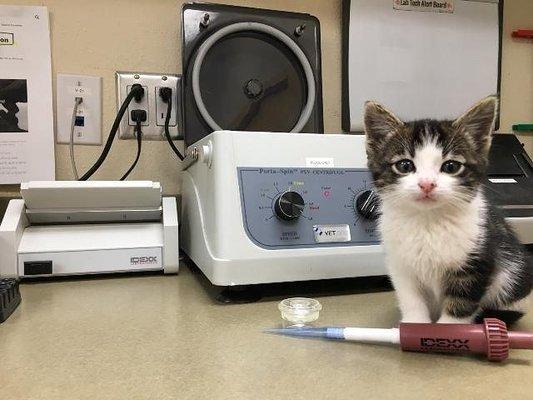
[266, 318, 533, 361]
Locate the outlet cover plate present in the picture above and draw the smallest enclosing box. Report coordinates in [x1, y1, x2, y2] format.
[56, 74, 102, 145]
[116, 72, 182, 140]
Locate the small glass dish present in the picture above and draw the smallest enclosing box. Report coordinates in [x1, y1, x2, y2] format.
[278, 297, 322, 327]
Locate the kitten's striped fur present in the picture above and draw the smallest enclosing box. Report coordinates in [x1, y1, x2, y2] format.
[364, 97, 532, 324]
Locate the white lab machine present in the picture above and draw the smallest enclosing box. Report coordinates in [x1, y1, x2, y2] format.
[181, 131, 385, 287]
[181, 131, 533, 288]
[0, 181, 179, 278]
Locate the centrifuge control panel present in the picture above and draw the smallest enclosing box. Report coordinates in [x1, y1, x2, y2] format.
[238, 167, 380, 249]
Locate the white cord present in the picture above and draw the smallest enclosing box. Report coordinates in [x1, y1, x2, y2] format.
[69, 97, 83, 180]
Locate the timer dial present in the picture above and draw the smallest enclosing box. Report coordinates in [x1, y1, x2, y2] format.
[274, 191, 305, 221]
[355, 190, 380, 220]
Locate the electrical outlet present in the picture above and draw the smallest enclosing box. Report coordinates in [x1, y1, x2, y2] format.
[56, 74, 102, 145]
[116, 72, 181, 140]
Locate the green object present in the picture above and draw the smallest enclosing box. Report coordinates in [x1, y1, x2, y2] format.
[512, 124, 533, 132]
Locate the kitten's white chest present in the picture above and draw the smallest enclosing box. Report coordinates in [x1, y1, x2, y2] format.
[380, 196, 484, 279]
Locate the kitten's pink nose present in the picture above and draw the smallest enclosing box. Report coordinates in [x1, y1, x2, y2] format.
[418, 180, 437, 194]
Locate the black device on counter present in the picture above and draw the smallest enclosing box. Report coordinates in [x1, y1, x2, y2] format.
[181, 3, 324, 146]
[0, 278, 21, 323]
[486, 134, 533, 219]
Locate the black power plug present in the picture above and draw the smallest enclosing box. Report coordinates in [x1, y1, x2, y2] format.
[131, 83, 145, 102]
[159, 87, 172, 103]
[130, 109, 147, 124]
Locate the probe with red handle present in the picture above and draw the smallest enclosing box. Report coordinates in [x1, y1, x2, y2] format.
[266, 318, 533, 361]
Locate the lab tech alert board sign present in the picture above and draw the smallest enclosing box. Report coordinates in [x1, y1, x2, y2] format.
[393, 0, 455, 13]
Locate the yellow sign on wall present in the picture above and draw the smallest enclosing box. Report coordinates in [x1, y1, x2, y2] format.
[0, 32, 14, 45]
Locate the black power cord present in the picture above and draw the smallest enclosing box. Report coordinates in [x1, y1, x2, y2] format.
[79, 84, 145, 180]
[159, 87, 184, 161]
[120, 110, 146, 180]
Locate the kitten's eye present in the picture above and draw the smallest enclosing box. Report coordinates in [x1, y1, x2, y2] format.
[392, 159, 416, 175]
[441, 160, 464, 175]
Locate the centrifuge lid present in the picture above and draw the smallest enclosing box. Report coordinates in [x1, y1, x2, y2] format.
[181, 3, 324, 146]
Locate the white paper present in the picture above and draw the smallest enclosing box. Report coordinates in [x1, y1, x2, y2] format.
[347, 0, 500, 131]
[488, 178, 517, 184]
[0, 6, 55, 183]
[305, 157, 335, 168]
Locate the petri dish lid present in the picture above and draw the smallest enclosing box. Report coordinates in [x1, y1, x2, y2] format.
[278, 297, 322, 325]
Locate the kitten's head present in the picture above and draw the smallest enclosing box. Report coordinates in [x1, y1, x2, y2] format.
[364, 96, 498, 210]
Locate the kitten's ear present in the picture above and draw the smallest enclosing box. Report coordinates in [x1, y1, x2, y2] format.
[364, 101, 404, 144]
[452, 96, 498, 152]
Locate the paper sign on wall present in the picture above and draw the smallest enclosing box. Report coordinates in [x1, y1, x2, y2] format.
[393, 0, 455, 13]
[0, 6, 55, 184]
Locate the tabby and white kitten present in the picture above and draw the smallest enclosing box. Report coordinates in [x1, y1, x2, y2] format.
[364, 96, 532, 324]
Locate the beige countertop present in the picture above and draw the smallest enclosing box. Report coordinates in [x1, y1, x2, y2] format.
[1, 264, 532, 400]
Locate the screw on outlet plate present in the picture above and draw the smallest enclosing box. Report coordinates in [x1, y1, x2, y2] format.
[162, 76, 168, 81]
[134, 74, 140, 79]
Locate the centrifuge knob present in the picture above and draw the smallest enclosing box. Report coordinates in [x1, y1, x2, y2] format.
[355, 190, 380, 220]
[274, 191, 305, 221]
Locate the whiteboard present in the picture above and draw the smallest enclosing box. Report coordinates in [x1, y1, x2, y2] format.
[343, 0, 500, 132]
